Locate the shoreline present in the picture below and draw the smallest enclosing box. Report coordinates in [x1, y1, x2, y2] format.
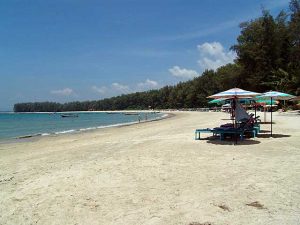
[4, 110, 163, 114]
[0, 112, 173, 145]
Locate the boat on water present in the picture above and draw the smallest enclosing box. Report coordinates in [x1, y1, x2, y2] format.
[123, 112, 139, 115]
[60, 113, 79, 118]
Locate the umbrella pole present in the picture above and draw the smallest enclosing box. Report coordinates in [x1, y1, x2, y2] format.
[230, 99, 234, 125]
[234, 98, 237, 145]
[254, 100, 256, 118]
[271, 97, 273, 137]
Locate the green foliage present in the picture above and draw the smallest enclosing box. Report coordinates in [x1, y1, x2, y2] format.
[14, 0, 300, 112]
[233, 1, 300, 94]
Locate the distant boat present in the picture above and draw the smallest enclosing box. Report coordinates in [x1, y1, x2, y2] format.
[124, 112, 139, 115]
[60, 114, 78, 118]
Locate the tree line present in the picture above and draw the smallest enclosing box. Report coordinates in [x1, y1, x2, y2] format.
[14, 0, 300, 112]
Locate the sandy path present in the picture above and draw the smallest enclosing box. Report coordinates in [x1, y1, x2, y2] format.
[0, 111, 300, 225]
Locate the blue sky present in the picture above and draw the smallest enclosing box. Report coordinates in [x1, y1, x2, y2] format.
[0, 0, 290, 110]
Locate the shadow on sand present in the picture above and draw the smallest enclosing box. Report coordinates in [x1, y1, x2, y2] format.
[257, 129, 271, 133]
[257, 133, 291, 138]
[206, 137, 261, 145]
[198, 130, 291, 145]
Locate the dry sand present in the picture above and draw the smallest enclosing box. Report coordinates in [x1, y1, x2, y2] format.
[0, 111, 300, 225]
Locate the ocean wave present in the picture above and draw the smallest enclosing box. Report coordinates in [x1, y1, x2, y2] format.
[54, 129, 76, 134]
[79, 127, 97, 131]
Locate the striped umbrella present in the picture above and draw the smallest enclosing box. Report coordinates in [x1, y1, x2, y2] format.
[256, 91, 295, 100]
[256, 91, 295, 137]
[208, 88, 261, 99]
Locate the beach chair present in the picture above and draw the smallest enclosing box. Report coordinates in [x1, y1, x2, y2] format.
[195, 128, 214, 140]
[195, 104, 261, 141]
[195, 116, 258, 141]
[195, 127, 246, 141]
[239, 114, 261, 137]
[213, 127, 245, 140]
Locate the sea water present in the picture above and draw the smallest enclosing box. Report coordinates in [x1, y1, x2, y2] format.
[0, 112, 164, 141]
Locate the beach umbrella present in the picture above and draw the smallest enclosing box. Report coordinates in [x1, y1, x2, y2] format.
[208, 88, 261, 99]
[256, 91, 295, 137]
[208, 98, 251, 105]
[256, 99, 278, 105]
[208, 98, 226, 105]
[208, 88, 260, 122]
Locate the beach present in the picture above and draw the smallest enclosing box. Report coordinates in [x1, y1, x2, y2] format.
[0, 111, 300, 225]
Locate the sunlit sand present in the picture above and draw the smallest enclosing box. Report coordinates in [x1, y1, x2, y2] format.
[0, 111, 299, 225]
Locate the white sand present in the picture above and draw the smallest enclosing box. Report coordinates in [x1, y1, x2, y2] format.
[0, 111, 300, 225]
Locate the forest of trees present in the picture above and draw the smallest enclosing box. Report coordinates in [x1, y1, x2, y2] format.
[14, 0, 300, 112]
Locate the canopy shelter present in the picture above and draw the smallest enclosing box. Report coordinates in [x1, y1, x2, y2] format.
[256, 91, 295, 137]
[290, 96, 300, 101]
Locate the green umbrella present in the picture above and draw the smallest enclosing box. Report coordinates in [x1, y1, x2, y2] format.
[256, 99, 277, 105]
[208, 98, 226, 105]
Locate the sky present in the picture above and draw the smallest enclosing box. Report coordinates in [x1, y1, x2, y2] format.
[0, 0, 290, 110]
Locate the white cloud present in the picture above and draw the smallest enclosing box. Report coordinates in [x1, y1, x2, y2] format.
[112, 82, 130, 94]
[137, 79, 159, 89]
[91, 80, 159, 97]
[50, 88, 74, 96]
[169, 66, 199, 79]
[197, 42, 236, 71]
[91, 86, 108, 94]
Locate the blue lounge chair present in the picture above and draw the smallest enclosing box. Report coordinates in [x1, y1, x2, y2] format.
[195, 128, 214, 140]
[195, 114, 260, 141]
[213, 127, 245, 140]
